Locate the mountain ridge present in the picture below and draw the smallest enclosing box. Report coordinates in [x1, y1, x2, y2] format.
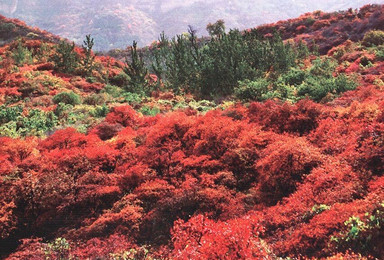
[1, 0, 383, 50]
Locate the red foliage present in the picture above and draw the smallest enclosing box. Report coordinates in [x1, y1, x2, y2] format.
[296, 25, 307, 33]
[70, 234, 134, 259]
[117, 163, 152, 191]
[88, 121, 124, 140]
[248, 99, 323, 135]
[354, 122, 384, 175]
[0, 201, 17, 240]
[275, 202, 366, 257]
[256, 135, 323, 204]
[6, 238, 45, 260]
[72, 79, 105, 92]
[36, 62, 54, 71]
[309, 117, 360, 155]
[105, 105, 139, 127]
[2, 5, 384, 259]
[171, 214, 270, 259]
[256, 4, 384, 54]
[39, 128, 96, 150]
[0, 137, 37, 165]
[134, 179, 176, 209]
[312, 19, 331, 30]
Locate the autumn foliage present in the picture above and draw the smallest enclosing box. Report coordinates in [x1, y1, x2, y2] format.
[1, 4, 384, 260]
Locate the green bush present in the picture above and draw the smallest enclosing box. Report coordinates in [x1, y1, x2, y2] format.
[267, 82, 297, 101]
[374, 46, 384, 61]
[18, 110, 58, 136]
[272, 68, 307, 101]
[294, 57, 356, 101]
[0, 105, 23, 124]
[150, 29, 299, 98]
[266, 58, 357, 102]
[54, 103, 73, 118]
[297, 76, 332, 101]
[277, 67, 307, 86]
[0, 22, 16, 33]
[53, 92, 82, 105]
[12, 42, 33, 66]
[86, 76, 98, 83]
[188, 100, 217, 112]
[140, 106, 161, 116]
[102, 84, 124, 98]
[0, 108, 58, 137]
[66, 110, 90, 126]
[304, 17, 316, 26]
[309, 57, 335, 77]
[123, 92, 143, 106]
[44, 238, 70, 259]
[110, 73, 130, 88]
[298, 73, 356, 101]
[334, 74, 357, 93]
[235, 79, 269, 101]
[51, 41, 79, 73]
[362, 30, 384, 47]
[359, 56, 373, 68]
[91, 105, 109, 118]
[0, 121, 18, 138]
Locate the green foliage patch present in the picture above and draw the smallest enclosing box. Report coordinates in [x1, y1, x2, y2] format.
[53, 91, 82, 105]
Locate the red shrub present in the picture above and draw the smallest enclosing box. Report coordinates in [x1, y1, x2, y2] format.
[36, 62, 54, 71]
[88, 121, 124, 141]
[171, 214, 270, 259]
[117, 163, 153, 192]
[355, 122, 384, 175]
[105, 105, 139, 127]
[248, 99, 322, 135]
[6, 238, 45, 260]
[313, 20, 331, 30]
[296, 25, 307, 33]
[256, 135, 323, 205]
[73, 195, 143, 239]
[70, 234, 134, 259]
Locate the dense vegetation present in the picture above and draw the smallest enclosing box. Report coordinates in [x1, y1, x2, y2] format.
[1, 4, 384, 259]
[2, 0, 377, 50]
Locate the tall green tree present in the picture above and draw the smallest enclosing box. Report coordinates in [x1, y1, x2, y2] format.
[51, 41, 79, 74]
[123, 41, 148, 93]
[206, 19, 226, 39]
[151, 31, 170, 87]
[81, 34, 96, 76]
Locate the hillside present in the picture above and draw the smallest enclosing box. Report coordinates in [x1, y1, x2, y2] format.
[107, 4, 384, 60]
[0, 0, 383, 50]
[0, 15, 60, 45]
[1, 4, 384, 259]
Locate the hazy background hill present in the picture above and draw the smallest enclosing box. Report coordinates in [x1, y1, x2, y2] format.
[0, 0, 383, 50]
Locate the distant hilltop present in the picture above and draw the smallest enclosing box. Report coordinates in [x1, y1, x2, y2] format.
[0, 0, 383, 50]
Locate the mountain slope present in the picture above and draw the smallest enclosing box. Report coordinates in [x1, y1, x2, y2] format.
[0, 15, 60, 45]
[0, 0, 383, 50]
[257, 4, 384, 54]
